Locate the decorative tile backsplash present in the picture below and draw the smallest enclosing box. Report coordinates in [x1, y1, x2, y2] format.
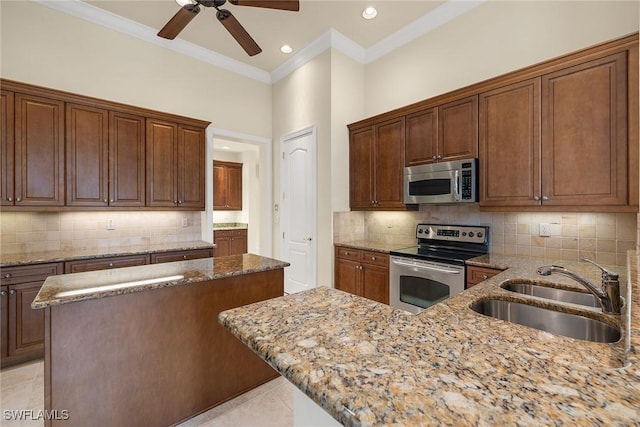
[0, 211, 202, 255]
[334, 206, 637, 267]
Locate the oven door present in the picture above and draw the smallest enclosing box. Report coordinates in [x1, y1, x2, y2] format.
[389, 256, 465, 314]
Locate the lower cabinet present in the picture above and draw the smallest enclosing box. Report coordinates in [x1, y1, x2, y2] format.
[0, 263, 63, 367]
[466, 265, 503, 288]
[334, 246, 389, 305]
[213, 229, 248, 257]
[150, 248, 213, 264]
[64, 254, 150, 273]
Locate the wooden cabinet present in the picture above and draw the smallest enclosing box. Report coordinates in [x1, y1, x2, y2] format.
[213, 161, 243, 210]
[14, 93, 65, 207]
[150, 248, 213, 264]
[1, 90, 14, 207]
[349, 117, 408, 210]
[109, 111, 146, 207]
[334, 246, 389, 304]
[146, 120, 205, 210]
[213, 229, 248, 257]
[405, 96, 478, 166]
[466, 265, 503, 288]
[64, 254, 150, 274]
[480, 53, 629, 209]
[1, 263, 63, 367]
[479, 78, 541, 207]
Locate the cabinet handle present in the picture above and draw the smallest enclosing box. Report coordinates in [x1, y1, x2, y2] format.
[482, 274, 488, 279]
[533, 196, 540, 201]
[344, 251, 350, 256]
[0, 290, 6, 296]
[9, 289, 15, 295]
[3, 273, 11, 279]
[432, 156, 437, 160]
[436, 155, 442, 160]
[542, 196, 549, 201]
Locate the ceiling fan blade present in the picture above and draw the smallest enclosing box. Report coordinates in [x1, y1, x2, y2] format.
[158, 5, 200, 40]
[229, 0, 299, 12]
[216, 9, 262, 56]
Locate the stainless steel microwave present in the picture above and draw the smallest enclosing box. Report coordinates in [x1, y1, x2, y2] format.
[404, 159, 478, 204]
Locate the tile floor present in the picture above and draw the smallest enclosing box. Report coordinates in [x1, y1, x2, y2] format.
[1, 359, 294, 427]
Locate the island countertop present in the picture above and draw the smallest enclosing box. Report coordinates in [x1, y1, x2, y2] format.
[219, 253, 640, 426]
[32, 253, 289, 309]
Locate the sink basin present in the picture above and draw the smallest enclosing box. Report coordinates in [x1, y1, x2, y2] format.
[470, 298, 620, 343]
[502, 281, 599, 308]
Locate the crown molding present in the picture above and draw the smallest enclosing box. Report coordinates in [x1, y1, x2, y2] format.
[31, 0, 483, 85]
[32, 0, 272, 84]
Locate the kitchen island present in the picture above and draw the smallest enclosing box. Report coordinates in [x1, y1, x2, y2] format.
[220, 253, 640, 425]
[32, 254, 289, 427]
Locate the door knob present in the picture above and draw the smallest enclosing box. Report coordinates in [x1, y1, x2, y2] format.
[304, 237, 312, 241]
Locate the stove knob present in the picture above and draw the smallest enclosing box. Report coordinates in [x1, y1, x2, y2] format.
[418, 229, 424, 234]
[477, 232, 483, 238]
[468, 232, 474, 238]
[462, 232, 467, 237]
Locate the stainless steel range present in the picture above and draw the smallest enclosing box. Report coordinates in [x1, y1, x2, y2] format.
[389, 224, 489, 314]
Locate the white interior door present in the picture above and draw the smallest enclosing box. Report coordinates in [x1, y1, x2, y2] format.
[280, 127, 316, 294]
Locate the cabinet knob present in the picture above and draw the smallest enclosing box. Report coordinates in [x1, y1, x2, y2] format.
[482, 274, 488, 279]
[178, 200, 183, 205]
[16, 197, 21, 202]
[344, 251, 349, 256]
[0, 290, 6, 296]
[432, 156, 437, 160]
[183, 255, 187, 259]
[108, 263, 114, 267]
[542, 196, 549, 201]
[9, 289, 15, 295]
[174, 200, 178, 205]
[533, 196, 540, 201]
[3, 273, 11, 279]
[7, 197, 12, 202]
[371, 256, 376, 261]
[103, 199, 108, 203]
[437, 155, 442, 160]
[110, 199, 114, 203]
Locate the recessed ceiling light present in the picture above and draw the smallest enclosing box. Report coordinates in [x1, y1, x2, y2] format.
[362, 7, 377, 20]
[280, 44, 293, 54]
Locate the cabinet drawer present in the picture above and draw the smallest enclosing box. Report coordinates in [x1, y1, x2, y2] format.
[64, 255, 150, 274]
[361, 251, 389, 268]
[150, 249, 213, 264]
[1, 263, 63, 285]
[466, 266, 503, 287]
[335, 246, 362, 261]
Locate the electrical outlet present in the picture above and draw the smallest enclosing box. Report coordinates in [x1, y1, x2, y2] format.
[107, 219, 115, 230]
[181, 217, 188, 227]
[539, 223, 551, 237]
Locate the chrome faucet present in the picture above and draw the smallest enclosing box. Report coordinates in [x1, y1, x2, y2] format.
[536, 259, 621, 314]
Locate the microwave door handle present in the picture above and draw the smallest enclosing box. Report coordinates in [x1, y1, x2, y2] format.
[392, 259, 461, 274]
[454, 170, 461, 201]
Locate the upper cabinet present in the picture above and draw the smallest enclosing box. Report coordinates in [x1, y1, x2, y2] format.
[0, 79, 209, 211]
[405, 96, 478, 166]
[349, 117, 410, 210]
[213, 161, 242, 210]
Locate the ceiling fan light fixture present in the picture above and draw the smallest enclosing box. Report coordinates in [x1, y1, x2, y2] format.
[362, 6, 377, 20]
[280, 44, 293, 54]
[175, 0, 197, 7]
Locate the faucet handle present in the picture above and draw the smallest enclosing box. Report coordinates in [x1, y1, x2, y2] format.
[582, 258, 619, 279]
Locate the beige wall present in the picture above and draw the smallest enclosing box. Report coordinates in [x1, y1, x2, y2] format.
[364, 1, 640, 117]
[0, 1, 272, 137]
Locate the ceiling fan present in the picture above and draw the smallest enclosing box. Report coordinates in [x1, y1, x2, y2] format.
[157, 0, 300, 56]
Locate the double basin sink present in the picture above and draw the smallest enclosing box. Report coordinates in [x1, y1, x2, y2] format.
[471, 280, 621, 343]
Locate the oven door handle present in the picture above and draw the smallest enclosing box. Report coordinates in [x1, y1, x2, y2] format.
[391, 259, 461, 274]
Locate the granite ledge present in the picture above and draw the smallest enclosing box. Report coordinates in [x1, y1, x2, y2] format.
[334, 240, 414, 254]
[0, 241, 215, 268]
[32, 253, 289, 309]
[213, 223, 248, 230]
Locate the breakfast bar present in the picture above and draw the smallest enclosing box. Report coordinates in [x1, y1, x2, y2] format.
[220, 253, 640, 425]
[32, 254, 289, 427]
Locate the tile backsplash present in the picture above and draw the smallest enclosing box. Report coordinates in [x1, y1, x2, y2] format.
[334, 206, 637, 267]
[0, 211, 202, 255]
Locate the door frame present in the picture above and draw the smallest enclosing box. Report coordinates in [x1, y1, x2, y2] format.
[280, 125, 317, 290]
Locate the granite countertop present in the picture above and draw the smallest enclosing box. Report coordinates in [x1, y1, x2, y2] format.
[219, 252, 640, 425]
[32, 254, 289, 309]
[214, 223, 248, 230]
[0, 241, 216, 267]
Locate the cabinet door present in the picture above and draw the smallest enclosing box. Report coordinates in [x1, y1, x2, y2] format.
[8, 281, 44, 357]
[0, 285, 8, 359]
[479, 78, 541, 207]
[405, 108, 437, 166]
[177, 125, 205, 209]
[541, 53, 628, 206]
[14, 94, 65, 206]
[466, 266, 503, 288]
[230, 231, 247, 255]
[438, 95, 478, 161]
[226, 164, 243, 210]
[374, 117, 406, 209]
[66, 103, 109, 206]
[362, 264, 389, 305]
[213, 163, 229, 209]
[349, 127, 374, 209]
[1, 90, 14, 206]
[109, 111, 145, 207]
[334, 257, 362, 296]
[146, 119, 177, 207]
[213, 235, 231, 257]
